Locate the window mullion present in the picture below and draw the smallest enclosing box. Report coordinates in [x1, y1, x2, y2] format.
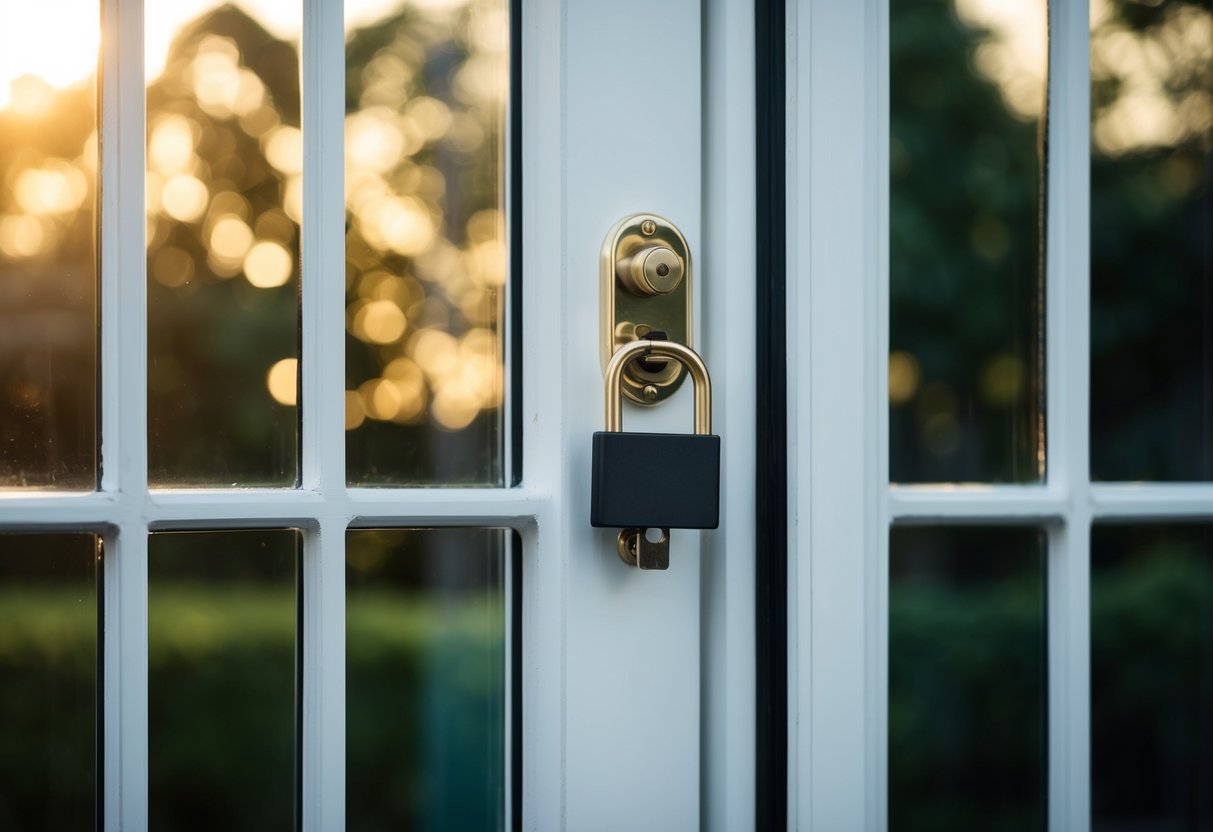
[888, 484, 1068, 522]
[300, 0, 347, 828]
[1089, 483, 1213, 519]
[100, 0, 149, 827]
[299, 0, 345, 496]
[1045, 1, 1093, 829]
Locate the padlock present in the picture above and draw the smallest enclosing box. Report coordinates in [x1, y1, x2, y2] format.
[590, 339, 720, 530]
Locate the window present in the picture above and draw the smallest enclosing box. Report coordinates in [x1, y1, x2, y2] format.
[885, 0, 1212, 827]
[0, 1, 516, 827]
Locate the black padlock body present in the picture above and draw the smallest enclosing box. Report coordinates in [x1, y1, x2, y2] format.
[590, 431, 720, 529]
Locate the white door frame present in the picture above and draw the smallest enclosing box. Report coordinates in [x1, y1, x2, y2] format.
[787, 2, 888, 826]
[0, 0, 761, 829]
[532, 0, 757, 827]
[787, 1, 1213, 830]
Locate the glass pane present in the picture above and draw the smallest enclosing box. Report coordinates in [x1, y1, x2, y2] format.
[149, 529, 300, 830]
[344, 0, 509, 485]
[889, 0, 1047, 483]
[147, 3, 301, 486]
[347, 528, 508, 830]
[0, 4, 98, 489]
[1090, 0, 1213, 481]
[889, 526, 1047, 830]
[0, 533, 99, 828]
[1092, 524, 1213, 829]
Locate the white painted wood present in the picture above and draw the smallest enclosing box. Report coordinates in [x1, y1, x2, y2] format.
[299, 0, 347, 826]
[561, 0, 706, 827]
[1090, 484, 1213, 518]
[787, 0, 883, 827]
[516, 0, 566, 826]
[1047, 2, 1093, 829]
[867, 2, 892, 825]
[0, 493, 120, 529]
[889, 485, 1068, 522]
[703, 0, 758, 827]
[100, 0, 149, 827]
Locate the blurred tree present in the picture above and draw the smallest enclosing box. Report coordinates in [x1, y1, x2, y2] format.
[889, 0, 1045, 483]
[146, 5, 301, 485]
[343, 1, 507, 485]
[1090, 0, 1213, 481]
[0, 77, 97, 488]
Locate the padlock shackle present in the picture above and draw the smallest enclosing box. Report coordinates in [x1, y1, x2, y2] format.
[604, 340, 712, 434]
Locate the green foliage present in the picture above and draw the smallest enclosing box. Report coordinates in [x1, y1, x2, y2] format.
[1090, 534, 1213, 825]
[889, 534, 1047, 831]
[1089, 0, 1213, 481]
[347, 593, 505, 832]
[890, 530, 1213, 831]
[0, 590, 96, 832]
[0, 587, 504, 831]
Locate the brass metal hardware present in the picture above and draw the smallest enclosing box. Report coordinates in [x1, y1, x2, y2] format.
[603, 339, 711, 435]
[620, 245, 684, 296]
[601, 213, 692, 405]
[618, 527, 670, 570]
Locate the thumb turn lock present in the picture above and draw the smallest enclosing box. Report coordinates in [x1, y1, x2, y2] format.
[600, 213, 692, 405]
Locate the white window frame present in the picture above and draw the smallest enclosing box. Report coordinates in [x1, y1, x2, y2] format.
[788, 0, 1213, 829]
[1, 0, 555, 828]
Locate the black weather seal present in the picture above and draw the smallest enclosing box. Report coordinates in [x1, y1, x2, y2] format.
[754, 0, 788, 827]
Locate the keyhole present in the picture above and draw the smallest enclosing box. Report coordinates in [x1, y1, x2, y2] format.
[656, 263, 670, 277]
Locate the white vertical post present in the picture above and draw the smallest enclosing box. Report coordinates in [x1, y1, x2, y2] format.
[788, 0, 884, 827]
[300, 0, 347, 826]
[1046, 0, 1092, 829]
[517, 0, 566, 827]
[866, 0, 891, 825]
[100, 0, 149, 827]
[561, 0, 704, 826]
[702, 0, 758, 828]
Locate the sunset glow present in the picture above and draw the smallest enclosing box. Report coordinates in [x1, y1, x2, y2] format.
[1, 0, 418, 110]
[0, 2, 99, 110]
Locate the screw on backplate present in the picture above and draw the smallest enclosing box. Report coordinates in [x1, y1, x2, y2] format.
[643, 384, 658, 401]
[640, 219, 657, 236]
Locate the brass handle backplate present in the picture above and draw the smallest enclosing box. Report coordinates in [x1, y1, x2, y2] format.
[600, 213, 692, 405]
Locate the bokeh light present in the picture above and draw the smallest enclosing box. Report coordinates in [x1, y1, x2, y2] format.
[5, 0, 510, 485]
[344, 0, 508, 480]
[244, 241, 293, 288]
[145, 4, 302, 484]
[265, 358, 298, 406]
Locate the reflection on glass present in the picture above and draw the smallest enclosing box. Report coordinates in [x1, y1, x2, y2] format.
[889, 526, 1047, 830]
[347, 528, 508, 830]
[1090, 0, 1213, 481]
[1092, 524, 1213, 829]
[149, 529, 300, 831]
[0, 533, 99, 828]
[889, 0, 1046, 483]
[0, 3, 98, 489]
[344, 0, 508, 485]
[147, 3, 301, 486]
